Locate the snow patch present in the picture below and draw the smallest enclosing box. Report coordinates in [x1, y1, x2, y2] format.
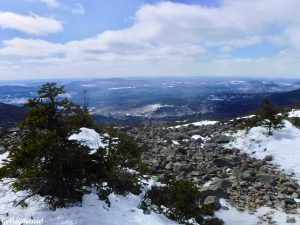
[191, 135, 202, 140]
[171, 120, 218, 129]
[108, 87, 135, 90]
[226, 120, 300, 181]
[172, 140, 179, 145]
[289, 109, 300, 118]
[0, 179, 180, 225]
[216, 199, 299, 225]
[1, 97, 28, 105]
[0, 152, 8, 165]
[69, 128, 108, 154]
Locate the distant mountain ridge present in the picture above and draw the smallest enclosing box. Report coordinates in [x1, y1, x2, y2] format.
[0, 103, 27, 125]
[2, 78, 300, 126]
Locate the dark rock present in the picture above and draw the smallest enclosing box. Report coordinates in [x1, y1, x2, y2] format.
[263, 155, 273, 162]
[283, 198, 296, 205]
[164, 132, 190, 140]
[160, 147, 176, 155]
[203, 143, 218, 150]
[256, 173, 276, 185]
[283, 182, 298, 190]
[213, 155, 239, 168]
[203, 196, 221, 210]
[0, 146, 6, 154]
[191, 171, 201, 176]
[8, 127, 21, 133]
[199, 183, 228, 203]
[286, 217, 296, 223]
[209, 135, 232, 144]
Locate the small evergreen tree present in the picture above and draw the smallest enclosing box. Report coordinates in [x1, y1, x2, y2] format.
[0, 83, 143, 209]
[259, 99, 285, 135]
[141, 175, 223, 225]
[0, 83, 94, 208]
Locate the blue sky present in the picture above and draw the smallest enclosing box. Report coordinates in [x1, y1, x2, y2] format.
[0, 0, 299, 80]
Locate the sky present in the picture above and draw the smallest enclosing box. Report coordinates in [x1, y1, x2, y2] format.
[0, 0, 300, 80]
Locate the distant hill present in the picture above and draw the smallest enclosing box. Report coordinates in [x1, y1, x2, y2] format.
[0, 103, 27, 125]
[206, 88, 300, 120]
[267, 88, 300, 105]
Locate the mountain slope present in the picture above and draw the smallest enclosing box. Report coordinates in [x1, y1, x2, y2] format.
[0, 103, 27, 125]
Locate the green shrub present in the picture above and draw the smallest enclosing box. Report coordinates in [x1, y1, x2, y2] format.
[107, 169, 142, 196]
[239, 116, 260, 133]
[259, 99, 286, 135]
[0, 83, 143, 209]
[290, 117, 300, 128]
[240, 100, 287, 135]
[141, 177, 222, 225]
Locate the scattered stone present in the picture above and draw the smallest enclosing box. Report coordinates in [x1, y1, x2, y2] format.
[209, 135, 232, 144]
[127, 118, 300, 215]
[0, 146, 6, 154]
[164, 132, 190, 141]
[203, 196, 221, 210]
[286, 217, 296, 223]
[190, 171, 200, 176]
[263, 155, 273, 161]
[213, 155, 239, 168]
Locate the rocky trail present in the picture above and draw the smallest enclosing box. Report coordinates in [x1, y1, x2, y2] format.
[128, 119, 300, 224]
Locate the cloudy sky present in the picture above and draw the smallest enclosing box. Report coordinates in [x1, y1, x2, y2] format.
[0, 0, 300, 80]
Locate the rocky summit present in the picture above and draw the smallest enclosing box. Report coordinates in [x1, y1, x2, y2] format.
[128, 119, 300, 218]
[0, 126, 26, 154]
[2, 116, 300, 224]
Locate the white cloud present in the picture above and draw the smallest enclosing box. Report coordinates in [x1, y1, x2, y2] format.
[0, 11, 63, 35]
[0, 38, 66, 57]
[39, 0, 59, 7]
[71, 3, 85, 15]
[60, 0, 300, 59]
[209, 36, 263, 53]
[1, 0, 300, 79]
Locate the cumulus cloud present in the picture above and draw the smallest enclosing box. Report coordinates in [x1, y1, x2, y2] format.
[39, 0, 59, 7]
[1, 0, 300, 78]
[0, 38, 66, 57]
[71, 3, 85, 15]
[0, 11, 63, 35]
[62, 0, 300, 58]
[208, 36, 263, 53]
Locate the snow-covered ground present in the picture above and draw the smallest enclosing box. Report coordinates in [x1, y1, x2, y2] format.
[3, 112, 300, 225]
[218, 110, 300, 224]
[170, 120, 218, 129]
[0, 97, 28, 105]
[126, 104, 174, 117]
[216, 199, 299, 225]
[226, 119, 300, 181]
[289, 109, 300, 118]
[0, 128, 180, 225]
[69, 127, 108, 154]
[0, 177, 179, 225]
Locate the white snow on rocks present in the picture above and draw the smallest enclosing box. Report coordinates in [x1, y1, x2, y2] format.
[216, 199, 299, 225]
[289, 109, 300, 118]
[218, 110, 300, 224]
[172, 140, 180, 145]
[171, 120, 218, 129]
[226, 120, 300, 181]
[69, 127, 108, 154]
[0, 152, 8, 165]
[191, 135, 202, 140]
